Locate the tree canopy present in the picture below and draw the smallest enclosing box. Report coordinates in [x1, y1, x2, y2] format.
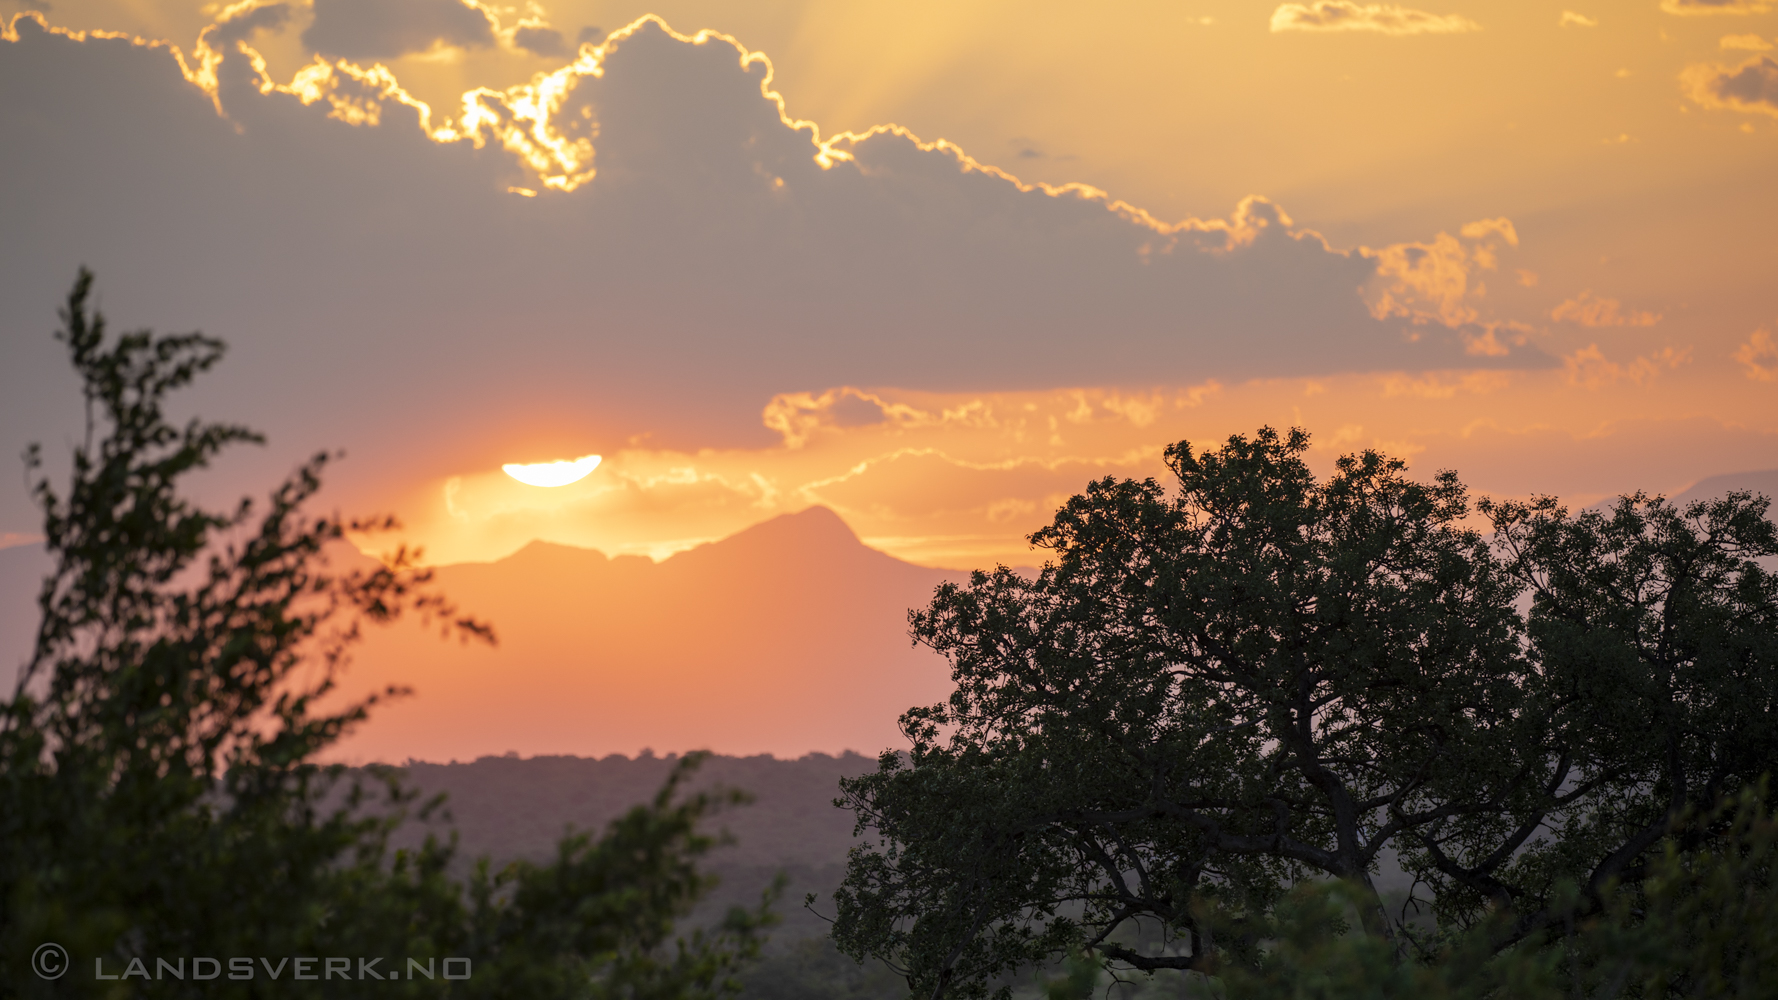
[0, 270, 773, 998]
[831, 427, 1778, 999]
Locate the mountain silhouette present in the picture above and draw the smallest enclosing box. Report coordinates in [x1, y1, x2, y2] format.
[1576, 468, 1778, 513]
[1669, 469, 1778, 509]
[328, 506, 960, 762]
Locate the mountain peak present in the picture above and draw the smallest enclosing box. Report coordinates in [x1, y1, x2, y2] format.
[719, 505, 861, 547]
[497, 538, 612, 566]
[644, 506, 948, 591]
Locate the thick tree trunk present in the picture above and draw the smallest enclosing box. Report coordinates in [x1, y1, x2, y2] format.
[1347, 869, 1399, 953]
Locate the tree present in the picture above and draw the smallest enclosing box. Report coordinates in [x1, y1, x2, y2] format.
[0, 270, 773, 998]
[1468, 487, 1778, 925]
[830, 427, 1778, 999]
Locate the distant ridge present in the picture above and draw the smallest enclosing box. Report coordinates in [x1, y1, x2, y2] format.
[1671, 469, 1778, 508]
[1584, 469, 1778, 513]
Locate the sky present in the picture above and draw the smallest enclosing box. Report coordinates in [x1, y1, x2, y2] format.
[2, 0, 1775, 574]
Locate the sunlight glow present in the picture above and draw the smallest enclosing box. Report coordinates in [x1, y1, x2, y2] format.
[502, 454, 602, 487]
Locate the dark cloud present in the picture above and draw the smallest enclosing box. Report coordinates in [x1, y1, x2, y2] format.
[0, 17, 1548, 531]
[1684, 55, 1778, 116]
[577, 26, 604, 45]
[301, 0, 494, 59]
[1660, 0, 1771, 15]
[1711, 55, 1778, 104]
[512, 24, 568, 58]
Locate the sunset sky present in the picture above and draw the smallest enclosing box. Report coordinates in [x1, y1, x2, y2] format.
[4, 0, 1776, 758]
[3, 0, 1775, 571]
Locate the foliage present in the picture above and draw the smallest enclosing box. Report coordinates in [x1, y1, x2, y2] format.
[0, 270, 773, 998]
[1036, 951, 1104, 1000]
[732, 935, 907, 1000]
[831, 427, 1778, 999]
[1208, 782, 1778, 1000]
[1467, 485, 1778, 934]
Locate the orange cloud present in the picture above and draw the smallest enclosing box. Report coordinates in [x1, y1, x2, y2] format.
[1380, 371, 1513, 398]
[762, 388, 956, 450]
[1735, 328, 1778, 381]
[1661, 0, 1772, 14]
[1366, 219, 1520, 327]
[1459, 217, 1518, 247]
[1563, 344, 1691, 388]
[1270, 1, 1481, 35]
[1559, 11, 1600, 27]
[1683, 55, 1778, 117]
[1551, 290, 1662, 327]
[801, 449, 1151, 529]
[1721, 34, 1775, 50]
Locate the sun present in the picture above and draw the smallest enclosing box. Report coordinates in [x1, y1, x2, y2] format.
[502, 454, 603, 487]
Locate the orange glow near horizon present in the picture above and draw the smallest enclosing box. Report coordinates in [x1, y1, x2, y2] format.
[359, 363, 1776, 572]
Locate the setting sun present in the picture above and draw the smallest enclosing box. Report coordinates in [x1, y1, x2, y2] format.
[501, 453, 602, 487]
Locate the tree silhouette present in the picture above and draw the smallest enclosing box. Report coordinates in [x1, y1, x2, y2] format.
[0, 270, 773, 998]
[833, 427, 1778, 999]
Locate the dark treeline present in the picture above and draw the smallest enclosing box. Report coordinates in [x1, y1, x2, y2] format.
[359, 752, 871, 940]
[354, 752, 911, 1000]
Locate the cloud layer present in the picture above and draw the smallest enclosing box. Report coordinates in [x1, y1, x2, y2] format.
[0, 13, 1546, 469]
[301, 0, 495, 59]
[1551, 291, 1662, 327]
[1, 6, 1767, 571]
[1270, 2, 1481, 35]
[1661, 0, 1772, 16]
